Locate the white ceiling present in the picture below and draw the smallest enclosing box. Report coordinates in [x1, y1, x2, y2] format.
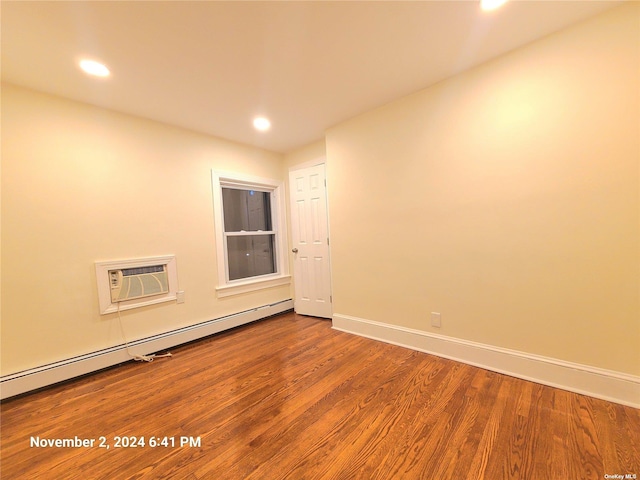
[1, 1, 621, 153]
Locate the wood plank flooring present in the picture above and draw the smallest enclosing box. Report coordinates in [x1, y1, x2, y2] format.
[1, 312, 638, 479]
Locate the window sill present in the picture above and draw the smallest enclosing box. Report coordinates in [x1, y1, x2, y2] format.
[216, 275, 291, 298]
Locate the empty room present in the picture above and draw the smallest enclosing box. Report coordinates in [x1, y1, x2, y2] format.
[1, 1, 639, 479]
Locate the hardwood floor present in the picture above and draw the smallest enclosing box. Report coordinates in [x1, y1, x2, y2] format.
[1, 312, 638, 479]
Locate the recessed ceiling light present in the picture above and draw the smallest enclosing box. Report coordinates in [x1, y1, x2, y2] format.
[79, 59, 110, 77]
[253, 117, 271, 132]
[481, 0, 507, 11]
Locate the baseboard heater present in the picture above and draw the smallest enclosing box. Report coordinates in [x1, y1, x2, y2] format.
[0, 300, 293, 400]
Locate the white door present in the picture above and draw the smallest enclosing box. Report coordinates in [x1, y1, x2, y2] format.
[289, 164, 332, 318]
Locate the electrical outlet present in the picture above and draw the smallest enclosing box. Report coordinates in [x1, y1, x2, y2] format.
[176, 291, 186, 304]
[431, 312, 441, 328]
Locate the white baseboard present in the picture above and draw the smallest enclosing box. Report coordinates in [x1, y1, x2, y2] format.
[332, 313, 640, 409]
[0, 300, 293, 400]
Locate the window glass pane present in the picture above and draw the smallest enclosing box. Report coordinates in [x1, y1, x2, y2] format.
[222, 188, 272, 232]
[227, 235, 276, 281]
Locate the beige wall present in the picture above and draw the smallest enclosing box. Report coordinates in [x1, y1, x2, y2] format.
[326, 4, 639, 375]
[283, 140, 326, 172]
[1, 84, 289, 375]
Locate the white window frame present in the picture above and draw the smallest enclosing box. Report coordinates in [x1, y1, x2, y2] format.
[212, 170, 290, 297]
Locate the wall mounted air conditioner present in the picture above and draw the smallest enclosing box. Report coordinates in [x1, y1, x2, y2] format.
[96, 255, 178, 314]
[109, 265, 169, 303]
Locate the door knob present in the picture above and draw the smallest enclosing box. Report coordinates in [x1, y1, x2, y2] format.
[292, 248, 299, 253]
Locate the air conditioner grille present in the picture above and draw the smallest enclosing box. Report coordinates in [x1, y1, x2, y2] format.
[122, 265, 165, 276]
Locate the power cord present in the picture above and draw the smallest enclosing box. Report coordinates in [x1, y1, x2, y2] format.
[116, 302, 173, 362]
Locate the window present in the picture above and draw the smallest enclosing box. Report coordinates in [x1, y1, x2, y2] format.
[222, 188, 275, 280]
[212, 171, 289, 296]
